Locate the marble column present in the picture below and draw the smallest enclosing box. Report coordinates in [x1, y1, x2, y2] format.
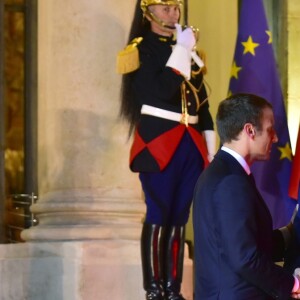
[21, 0, 144, 241]
[18, 2, 194, 299]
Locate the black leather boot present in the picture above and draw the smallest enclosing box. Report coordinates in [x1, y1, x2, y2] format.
[141, 223, 165, 300]
[164, 226, 186, 300]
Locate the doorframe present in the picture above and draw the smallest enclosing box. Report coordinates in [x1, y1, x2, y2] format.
[0, 1, 5, 242]
[0, 0, 38, 242]
[24, 0, 38, 195]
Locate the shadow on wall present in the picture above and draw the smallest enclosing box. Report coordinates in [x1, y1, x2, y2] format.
[39, 108, 125, 191]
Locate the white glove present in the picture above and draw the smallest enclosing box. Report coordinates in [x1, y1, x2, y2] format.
[203, 130, 216, 162]
[177, 24, 204, 69]
[166, 24, 195, 80]
[176, 24, 196, 50]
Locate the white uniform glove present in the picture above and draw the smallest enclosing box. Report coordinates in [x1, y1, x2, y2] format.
[203, 130, 216, 162]
[176, 24, 196, 50]
[166, 24, 205, 78]
[166, 24, 195, 80]
[176, 24, 204, 69]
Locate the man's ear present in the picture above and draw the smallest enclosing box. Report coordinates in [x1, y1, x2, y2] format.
[244, 123, 255, 138]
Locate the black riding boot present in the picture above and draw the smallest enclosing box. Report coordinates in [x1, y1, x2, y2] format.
[164, 226, 186, 300]
[141, 223, 165, 300]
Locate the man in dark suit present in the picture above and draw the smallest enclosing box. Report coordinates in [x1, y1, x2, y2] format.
[193, 93, 300, 299]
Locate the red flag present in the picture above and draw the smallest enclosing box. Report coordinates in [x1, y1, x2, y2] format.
[289, 124, 300, 200]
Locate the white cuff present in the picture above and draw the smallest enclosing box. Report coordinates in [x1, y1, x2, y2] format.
[166, 44, 191, 80]
[191, 51, 204, 68]
[203, 130, 216, 162]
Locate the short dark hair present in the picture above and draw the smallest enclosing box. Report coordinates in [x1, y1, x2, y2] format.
[216, 93, 273, 144]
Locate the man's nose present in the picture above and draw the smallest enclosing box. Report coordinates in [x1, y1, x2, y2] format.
[272, 132, 278, 143]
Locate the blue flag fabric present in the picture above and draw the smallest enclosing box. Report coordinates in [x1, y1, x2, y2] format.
[228, 0, 295, 229]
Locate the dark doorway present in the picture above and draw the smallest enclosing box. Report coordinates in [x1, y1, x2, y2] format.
[0, 0, 37, 243]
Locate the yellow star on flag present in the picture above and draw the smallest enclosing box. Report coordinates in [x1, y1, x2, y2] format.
[278, 142, 292, 161]
[266, 31, 272, 44]
[230, 61, 242, 79]
[241, 36, 260, 55]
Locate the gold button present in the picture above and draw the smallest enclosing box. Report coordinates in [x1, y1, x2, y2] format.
[186, 90, 190, 94]
[188, 102, 191, 106]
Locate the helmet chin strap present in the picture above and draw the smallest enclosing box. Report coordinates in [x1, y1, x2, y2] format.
[145, 9, 176, 30]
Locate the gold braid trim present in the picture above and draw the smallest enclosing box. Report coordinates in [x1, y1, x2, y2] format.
[180, 82, 189, 126]
[182, 77, 212, 112]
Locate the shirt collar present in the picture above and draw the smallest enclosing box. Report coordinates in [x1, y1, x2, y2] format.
[221, 146, 251, 175]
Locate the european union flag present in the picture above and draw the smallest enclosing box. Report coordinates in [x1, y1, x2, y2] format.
[228, 0, 295, 228]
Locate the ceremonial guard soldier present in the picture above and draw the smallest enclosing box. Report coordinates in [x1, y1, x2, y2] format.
[117, 1, 216, 299]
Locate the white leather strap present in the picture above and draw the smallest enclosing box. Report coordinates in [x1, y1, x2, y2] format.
[141, 104, 198, 124]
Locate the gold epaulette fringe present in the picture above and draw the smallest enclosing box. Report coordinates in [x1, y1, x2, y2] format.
[116, 37, 143, 74]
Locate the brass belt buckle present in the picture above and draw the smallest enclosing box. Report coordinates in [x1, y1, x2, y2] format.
[180, 113, 189, 127]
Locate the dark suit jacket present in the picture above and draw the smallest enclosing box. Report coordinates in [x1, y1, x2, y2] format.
[284, 206, 300, 272]
[193, 149, 294, 299]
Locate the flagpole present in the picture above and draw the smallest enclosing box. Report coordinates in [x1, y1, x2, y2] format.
[183, 0, 188, 26]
